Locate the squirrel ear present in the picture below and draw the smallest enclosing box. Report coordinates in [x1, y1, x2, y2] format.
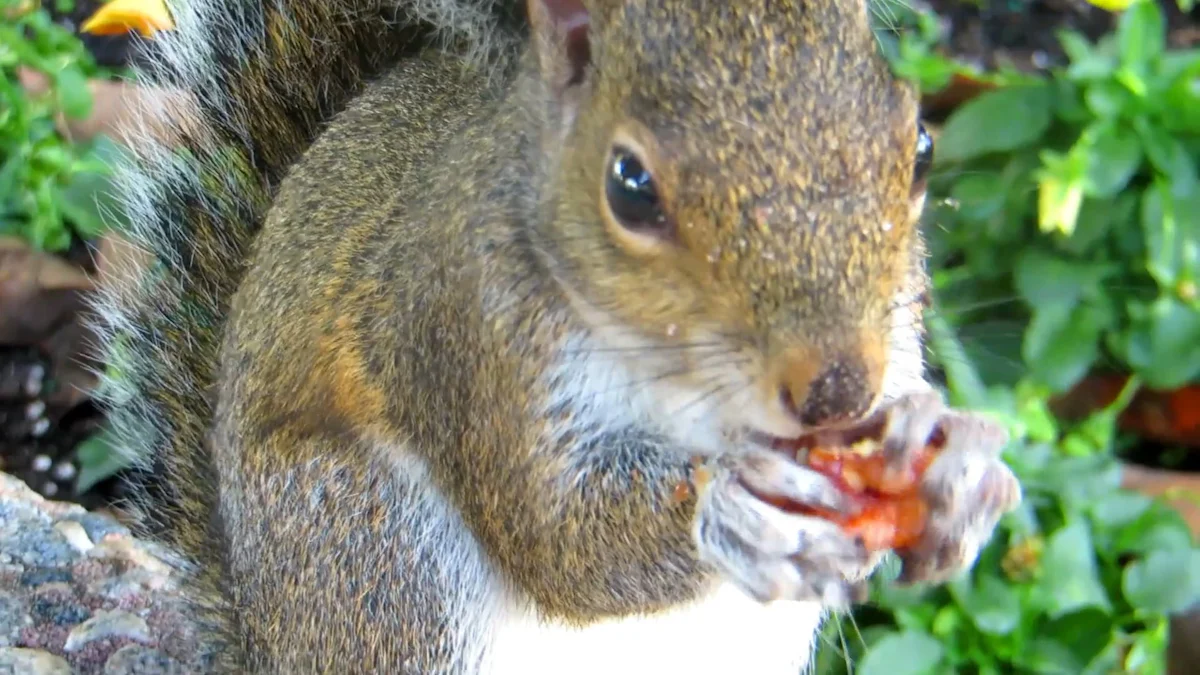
[526, 0, 591, 93]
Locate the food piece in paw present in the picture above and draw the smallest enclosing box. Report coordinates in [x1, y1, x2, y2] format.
[763, 423, 946, 553]
[839, 492, 928, 552]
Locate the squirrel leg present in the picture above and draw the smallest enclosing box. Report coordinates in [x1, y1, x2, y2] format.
[879, 391, 1023, 584]
[212, 432, 497, 674]
[450, 427, 713, 622]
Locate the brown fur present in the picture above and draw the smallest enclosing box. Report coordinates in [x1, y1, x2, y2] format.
[98, 0, 963, 672]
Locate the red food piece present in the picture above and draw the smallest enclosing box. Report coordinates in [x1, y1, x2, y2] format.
[840, 493, 929, 552]
[764, 443, 940, 553]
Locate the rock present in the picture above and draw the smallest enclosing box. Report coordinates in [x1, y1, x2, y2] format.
[3, 523, 80, 569]
[0, 473, 201, 671]
[29, 593, 90, 627]
[0, 647, 74, 675]
[53, 521, 94, 554]
[66, 514, 129, 544]
[0, 475, 84, 568]
[63, 610, 151, 652]
[103, 645, 183, 675]
[0, 592, 32, 647]
[89, 569, 169, 603]
[20, 568, 74, 587]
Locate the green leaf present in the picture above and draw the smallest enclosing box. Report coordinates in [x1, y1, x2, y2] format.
[1114, 503, 1196, 555]
[936, 85, 1054, 163]
[856, 630, 945, 675]
[1038, 521, 1112, 618]
[949, 173, 1008, 223]
[1161, 57, 1200, 132]
[929, 605, 962, 638]
[925, 310, 989, 409]
[1141, 180, 1200, 289]
[1022, 303, 1110, 392]
[1125, 637, 1168, 675]
[1123, 549, 1200, 615]
[74, 427, 135, 494]
[954, 319, 1027, 388]
[1026, 454, 1123, 515]
[1083, 125, 1142, 197]
[1083, 81, 1133, 119]
[1136, 118, 1199, 189]
[1089, 491, 1153, 530]
[958, 574, 1021, 636]
[1030, 610, 1116, 674]
[59, 157, 124, 238]
[1065, 30, 1099, 69]
[1117, 0, 1166, 71]
[1116, 297, 1200, 389]
[1056, 197, 1118, 255]
[53, 66, 93, 120]
[1013, 250, 1111, 308]
[1023, 637, 1083, 675]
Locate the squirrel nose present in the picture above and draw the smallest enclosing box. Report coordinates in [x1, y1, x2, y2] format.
[779, 356, 875, 428]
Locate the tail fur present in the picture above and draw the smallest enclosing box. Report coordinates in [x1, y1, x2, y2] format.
[88, 0, 521, 657]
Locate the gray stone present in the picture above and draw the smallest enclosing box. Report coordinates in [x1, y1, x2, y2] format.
[89, 569, 167, 603]
[1, 472, 197, 669]
[19, 568, 73, 588]
[63, 610, 151, 652]
[103, 645, 184, 675]
[65, 514, 130, 544]
[0, 592, 32, 647]
[29, 594, 90, 627]
[52, 521, 94, 554]
[0, 647, 74, 675]
[2, 525, 79, 568]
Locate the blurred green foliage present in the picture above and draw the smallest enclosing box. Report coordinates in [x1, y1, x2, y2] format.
[823, 1, 1200, 673]
[1, 0, 128, 251]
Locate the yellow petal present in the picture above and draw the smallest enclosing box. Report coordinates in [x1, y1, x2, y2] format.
[1038, 176, 1084, 236]
[1082, 0, 1138, 12]
[81, 0, 174, 38]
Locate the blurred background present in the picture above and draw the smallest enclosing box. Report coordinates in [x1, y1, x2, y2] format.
[2, 0, 1198, 672]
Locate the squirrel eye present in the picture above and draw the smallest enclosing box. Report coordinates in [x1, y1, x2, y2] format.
[913, 123, 934, 187]
[605, 148, 668, 232]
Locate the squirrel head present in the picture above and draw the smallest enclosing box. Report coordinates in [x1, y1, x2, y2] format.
[523, 0, 931, 441]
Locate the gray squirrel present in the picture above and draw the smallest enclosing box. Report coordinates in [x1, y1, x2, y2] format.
[92, 0, 1022, 672]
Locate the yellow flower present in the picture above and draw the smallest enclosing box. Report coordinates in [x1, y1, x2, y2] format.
[1083, 0, 1139, 12]
[1038, 174, 1084, 236]
[81, 0, 174, 38]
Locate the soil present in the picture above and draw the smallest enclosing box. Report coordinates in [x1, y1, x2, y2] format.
[0, 236, 115, 511]
[917, 0, 1200, 75]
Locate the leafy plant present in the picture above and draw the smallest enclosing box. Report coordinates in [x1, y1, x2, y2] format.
[922, 0, 1200, 393]
[3, 0, 135, 492]
[818, 317, 1200, 675]
[1, 0, 128, 251]
[871, 0, 1033, 93]
[813, 2, 1200, 673]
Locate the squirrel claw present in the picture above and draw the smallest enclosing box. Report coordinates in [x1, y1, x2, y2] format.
[879, 393, 1022, 585]
[693, 452, 871, 608]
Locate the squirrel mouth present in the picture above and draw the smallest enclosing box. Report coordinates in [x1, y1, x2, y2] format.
[747, 415, 890, 456]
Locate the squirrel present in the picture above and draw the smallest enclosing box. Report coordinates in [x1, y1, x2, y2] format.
[92, 0, 1023, 672]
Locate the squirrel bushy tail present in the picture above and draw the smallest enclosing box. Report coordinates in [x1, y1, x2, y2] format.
[89, 0, 520, 651]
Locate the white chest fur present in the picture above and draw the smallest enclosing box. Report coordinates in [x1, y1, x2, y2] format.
[484, 584, 822, 675]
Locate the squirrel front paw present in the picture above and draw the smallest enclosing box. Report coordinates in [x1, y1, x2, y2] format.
[880, 391, 1023, 585]
[692, 451, 872, 607]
